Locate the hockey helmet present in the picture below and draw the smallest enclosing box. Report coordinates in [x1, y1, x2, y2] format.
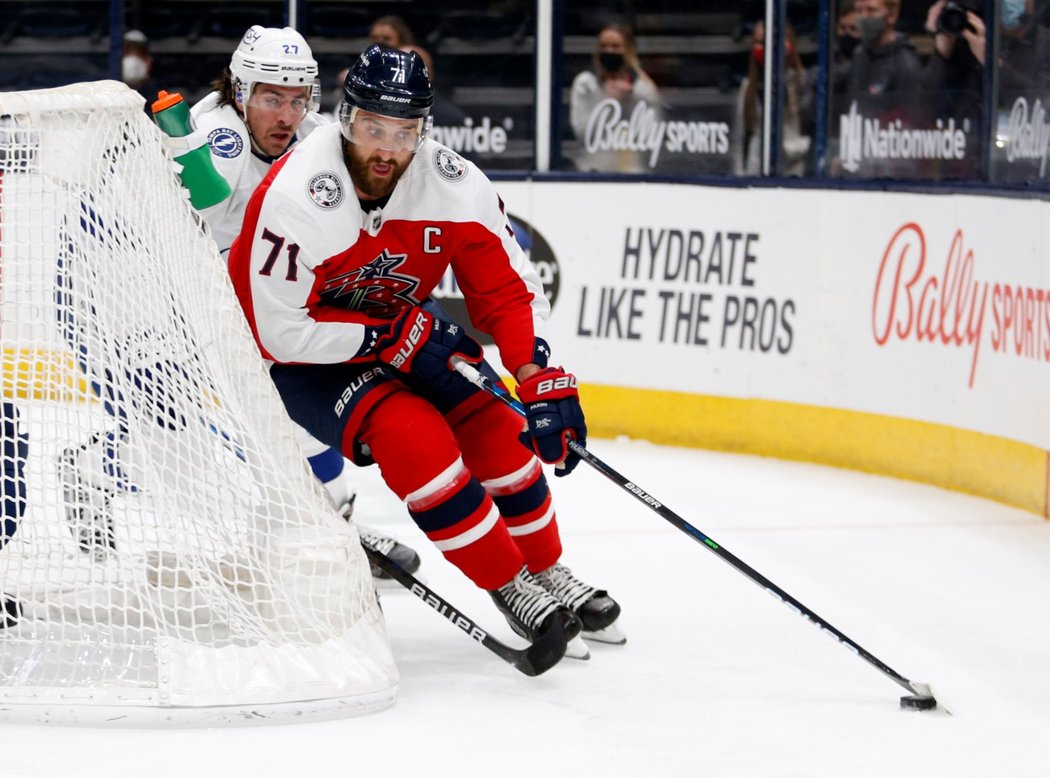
[230, 25, 319, 112]
[338, 44, 434, 151]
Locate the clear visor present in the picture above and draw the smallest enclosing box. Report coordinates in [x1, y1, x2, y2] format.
[243, 81, 319, 119]
[339, 105, 430, 153]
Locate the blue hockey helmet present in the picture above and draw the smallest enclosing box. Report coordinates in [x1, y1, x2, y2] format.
[339, 44, 434, 121]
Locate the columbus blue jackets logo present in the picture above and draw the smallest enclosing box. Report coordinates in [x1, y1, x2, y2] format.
[318, 249, 420, 312]
[308, 172, 343, 209]
[207, 128, 243, 158]
[434, 148, 467, 181]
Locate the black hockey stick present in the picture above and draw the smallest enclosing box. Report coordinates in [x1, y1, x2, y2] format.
[452, 358, 940, 710]
[360, 541, 568, 677]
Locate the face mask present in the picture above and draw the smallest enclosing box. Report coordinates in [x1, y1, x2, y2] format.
[598, 52, 625, 72]
[1002, 0, 1025, 27]
[856, 16, 887, 46]
[837, 34, 860, 58]
[122, 55, 148, 85]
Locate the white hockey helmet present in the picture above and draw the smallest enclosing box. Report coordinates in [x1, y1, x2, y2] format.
[230, 25, 319, 111]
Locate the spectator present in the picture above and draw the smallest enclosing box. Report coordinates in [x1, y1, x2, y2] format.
[569, 22, 662, 173]
[998, 0, 1050, 94]
[122, 29, 158, 105]
[925, 0, 985, 123]
[836, 0, 862, 64]
[369, 15, 416, 49]
[844, 0, 925, 99]
[732, 19, 811, 176]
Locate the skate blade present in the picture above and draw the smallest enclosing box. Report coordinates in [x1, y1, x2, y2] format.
[582, 623, 626, 645]
[564, 635, 591, 660]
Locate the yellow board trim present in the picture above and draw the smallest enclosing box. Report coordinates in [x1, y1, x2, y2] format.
[581, 383, 1050, 519]
[1, 348, 90, 403]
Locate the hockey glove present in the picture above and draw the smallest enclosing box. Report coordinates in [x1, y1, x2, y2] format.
[515, 367, 587, 477]
[374, 306, 483, 387]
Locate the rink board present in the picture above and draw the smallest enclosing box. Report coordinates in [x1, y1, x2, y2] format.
[488, 182, 1050, 517]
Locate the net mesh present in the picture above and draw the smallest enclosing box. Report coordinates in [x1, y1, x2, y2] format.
[0, 81, 397, 724]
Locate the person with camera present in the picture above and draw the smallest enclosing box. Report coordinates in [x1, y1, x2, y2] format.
[925, 0, 986, 125]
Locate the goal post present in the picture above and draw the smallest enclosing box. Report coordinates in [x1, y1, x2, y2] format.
[0, 81, 398, 726]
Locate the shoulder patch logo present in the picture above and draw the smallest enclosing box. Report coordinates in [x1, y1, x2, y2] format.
[308, 172, 343, 209]
[434, 148, 467, 181]
[207, 128, 243, 158]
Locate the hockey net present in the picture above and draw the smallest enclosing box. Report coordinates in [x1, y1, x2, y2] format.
[0, 81, 397, 725]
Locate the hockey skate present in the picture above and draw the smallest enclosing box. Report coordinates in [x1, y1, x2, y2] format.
[490, 566, 581, 645]
[1, 595, 21, 629]
[357, 524, 422, 579]
[57, 447, 117, 560]
[534, 563, 625, 646]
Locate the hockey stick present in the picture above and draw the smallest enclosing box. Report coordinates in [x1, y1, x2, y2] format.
[360, 540, 568, 678]
[451, 358, 940, 710]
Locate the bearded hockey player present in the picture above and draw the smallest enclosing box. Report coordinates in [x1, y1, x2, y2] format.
[227, 44, 625, 660]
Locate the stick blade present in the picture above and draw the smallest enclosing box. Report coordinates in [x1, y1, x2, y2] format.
[900, 681, 947, 714]
[513, 616, 569, 676]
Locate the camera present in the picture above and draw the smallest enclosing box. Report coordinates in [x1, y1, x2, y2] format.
[937, 1, 977, 34]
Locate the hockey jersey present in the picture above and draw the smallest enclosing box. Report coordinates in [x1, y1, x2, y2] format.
[190, 93, 327, 254]
[228, 122, 550, 376]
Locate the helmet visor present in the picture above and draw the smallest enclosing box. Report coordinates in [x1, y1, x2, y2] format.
[245, 88, 313, 119]
[340, 106, 429, 153]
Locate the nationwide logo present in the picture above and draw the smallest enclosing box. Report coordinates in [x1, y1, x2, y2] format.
[838, 101, 968, 173]
[1003, 96, 1050, 176]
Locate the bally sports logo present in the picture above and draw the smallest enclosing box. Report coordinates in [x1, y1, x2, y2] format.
[871, 222, 1050, 387]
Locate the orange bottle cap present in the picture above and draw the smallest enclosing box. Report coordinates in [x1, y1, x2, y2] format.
[151, 90, 184, 114]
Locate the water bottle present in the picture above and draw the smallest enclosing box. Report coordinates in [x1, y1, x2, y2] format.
[151, 90, 232, 210]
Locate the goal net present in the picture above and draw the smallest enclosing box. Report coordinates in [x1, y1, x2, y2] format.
[0, 81, 397, 725]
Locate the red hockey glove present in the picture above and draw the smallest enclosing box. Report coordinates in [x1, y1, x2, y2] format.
[373, 306, 482, 387]
[515, 367, 587, 477]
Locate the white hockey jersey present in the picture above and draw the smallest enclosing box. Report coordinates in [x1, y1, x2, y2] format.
[190, 92, 327, 254]
[228, 122, 550, 375]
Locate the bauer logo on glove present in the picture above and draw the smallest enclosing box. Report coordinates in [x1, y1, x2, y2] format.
[515, 367, 587, 477]
[386, 309, 429, 370]
[372, 306, 482, 392]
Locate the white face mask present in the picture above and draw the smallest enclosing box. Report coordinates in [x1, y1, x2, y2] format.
[1002, 0, 1026, 27]
[122, 55, 149, 86]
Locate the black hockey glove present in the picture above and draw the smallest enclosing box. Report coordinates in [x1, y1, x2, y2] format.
[374, 306, 483, 387]
[515, 367, 587, 477]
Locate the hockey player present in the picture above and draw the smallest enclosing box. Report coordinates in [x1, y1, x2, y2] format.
[227, 45, 624, 656]
[61, 26, 421, 578]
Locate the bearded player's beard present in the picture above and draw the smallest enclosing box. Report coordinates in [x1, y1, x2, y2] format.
[347, 146, 407, 199]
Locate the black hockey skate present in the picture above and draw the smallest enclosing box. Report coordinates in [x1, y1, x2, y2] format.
[57, 447, 116, 559]
[534, 563, 625, 644]
[490, 567, 581, 644]
[357, 525, 421, 579]
[1, 595, 21, 629]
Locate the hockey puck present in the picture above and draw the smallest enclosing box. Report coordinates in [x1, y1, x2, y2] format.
[899, 694, 937, 711]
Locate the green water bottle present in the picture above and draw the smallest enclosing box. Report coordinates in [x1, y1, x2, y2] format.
[151, 90, 232, 210]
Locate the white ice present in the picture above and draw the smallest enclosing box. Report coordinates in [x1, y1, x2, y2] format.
[6, 437, 1049, 778]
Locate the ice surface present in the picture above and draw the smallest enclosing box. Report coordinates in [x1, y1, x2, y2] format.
[6, 437, 1049, 778]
